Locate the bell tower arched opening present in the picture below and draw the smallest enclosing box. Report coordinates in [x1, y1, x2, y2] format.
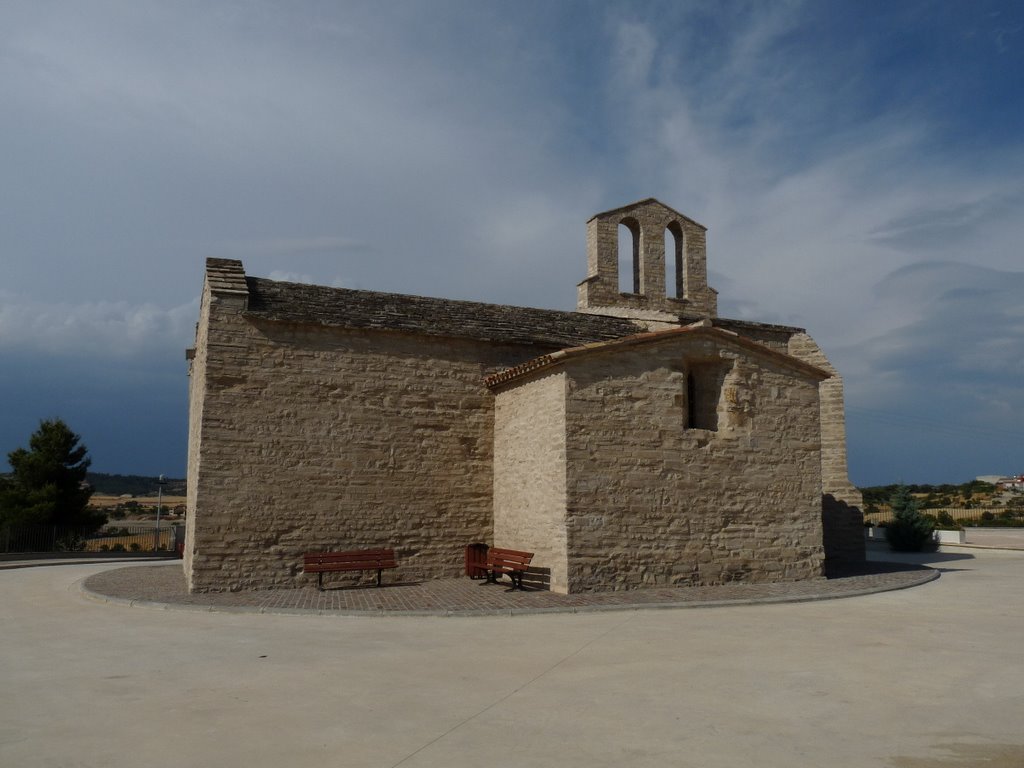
[618, 218, 640, 294]
[665, 221, 683, 299]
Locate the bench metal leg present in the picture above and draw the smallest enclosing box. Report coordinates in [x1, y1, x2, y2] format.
[376, 568, 382, 587]
[318, 572, 324, 591]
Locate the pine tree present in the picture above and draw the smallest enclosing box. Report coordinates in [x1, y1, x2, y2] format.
[0, 419, 104, 531]
[884, 485, 935, 552]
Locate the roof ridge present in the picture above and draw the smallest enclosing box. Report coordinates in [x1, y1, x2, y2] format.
[484, 325, 829, 389]
[586, 198, 707, 229]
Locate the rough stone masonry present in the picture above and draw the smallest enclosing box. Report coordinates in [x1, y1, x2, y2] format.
[185, 198, 863, 594]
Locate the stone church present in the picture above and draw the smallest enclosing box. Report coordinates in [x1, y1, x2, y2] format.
[184, 199, 864, 594]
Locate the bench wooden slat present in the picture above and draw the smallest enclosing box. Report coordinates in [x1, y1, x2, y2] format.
[301, 561, 397, 573]
[305, 549, 393, 560]
[485, 547, 532, 558]
[303, 548, 398, 589]
[485, 556, 531, 567]
[306, 548, 394, 556]
[478, 546, 534, 590]
[304, 561, 397, 573]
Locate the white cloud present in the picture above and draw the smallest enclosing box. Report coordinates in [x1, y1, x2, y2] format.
[590, 8, 1024, 481]
[0, 1, 594, 309]
[0, 293, 198, 359]
[266, 271, 316, 286]
[860, 262, 1024, 377]
[611, 22, 658, 89]
[1, 2, 1022, 480]
[836, 259, 1024, 473]
[598, 11, 1024, 344]
[223, 236, 369, 256]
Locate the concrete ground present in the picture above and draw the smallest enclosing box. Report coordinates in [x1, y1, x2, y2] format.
[1, 548, 1022, 768]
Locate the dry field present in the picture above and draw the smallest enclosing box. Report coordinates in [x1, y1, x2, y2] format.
[865, 506, 1012, 524]
[82, 528, 177, 552]
[90, 493, 187, 508]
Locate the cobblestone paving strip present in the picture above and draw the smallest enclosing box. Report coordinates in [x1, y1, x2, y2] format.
[81, 561, 937, 616]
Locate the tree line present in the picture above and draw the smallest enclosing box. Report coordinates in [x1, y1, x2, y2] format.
[1, 419, 189, 534]
[860, 480, 998, 509]
[0, 419, 104, 532]
[86, 473, 186, 497]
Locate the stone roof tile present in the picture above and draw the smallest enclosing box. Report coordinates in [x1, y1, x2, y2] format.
[205, 258, 248, 295]
[587, 197, 707, 229]
[242, 277, 648, 349]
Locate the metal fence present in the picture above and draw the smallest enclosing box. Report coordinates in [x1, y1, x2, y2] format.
[864, 506, 1024, 528]
[1, 523, 185, 554]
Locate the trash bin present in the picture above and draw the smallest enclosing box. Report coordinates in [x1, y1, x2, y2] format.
[172, 524, 186, 559]
[465, 543, 489, 579]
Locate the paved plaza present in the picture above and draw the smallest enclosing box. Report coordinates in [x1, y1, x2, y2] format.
[80, 558, 935, 615]
[1, 546, 1022, 767]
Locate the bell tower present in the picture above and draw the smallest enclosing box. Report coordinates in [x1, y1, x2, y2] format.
[577, 198, 718, 320]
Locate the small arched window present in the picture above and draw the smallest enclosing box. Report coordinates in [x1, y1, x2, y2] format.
[618, 218, 640, 294]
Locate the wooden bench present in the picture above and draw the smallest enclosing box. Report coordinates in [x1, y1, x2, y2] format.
[478, 547, 534, 590]
[303, 548, 398, 591]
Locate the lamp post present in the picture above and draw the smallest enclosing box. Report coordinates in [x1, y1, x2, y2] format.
[154, 474, 167, 553]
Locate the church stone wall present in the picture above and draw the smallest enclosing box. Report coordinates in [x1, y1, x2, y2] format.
[787, 333, 866, 563]
[183, 282, 212, 589]
[492, 372, 569, 592]
[185, 193, 866, 593]
[562, 339, 826, 592]
[186, 300, 531, 592]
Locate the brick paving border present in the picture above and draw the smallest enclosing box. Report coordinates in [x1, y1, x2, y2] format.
[80, 560, 938, 617]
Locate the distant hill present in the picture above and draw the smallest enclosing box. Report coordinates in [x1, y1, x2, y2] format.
[86, 473, 186, 496]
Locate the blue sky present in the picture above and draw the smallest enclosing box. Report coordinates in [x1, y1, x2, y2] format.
[1, 1, 1022, 485]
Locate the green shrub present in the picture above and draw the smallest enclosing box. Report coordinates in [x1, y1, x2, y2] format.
[935, 510, 961, 530]
[55, 533, 86, 552]
[885, 486, 936, 552]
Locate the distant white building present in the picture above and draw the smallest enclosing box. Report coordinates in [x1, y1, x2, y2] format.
[997, 476, 1024, 492]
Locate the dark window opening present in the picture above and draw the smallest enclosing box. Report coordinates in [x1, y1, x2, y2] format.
[686, 362, 727, 431]
[618, 218, 640, 294]
[666, 221, 684, 299]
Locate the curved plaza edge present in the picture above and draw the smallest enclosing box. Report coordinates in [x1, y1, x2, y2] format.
[78, 559, 940, 618]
